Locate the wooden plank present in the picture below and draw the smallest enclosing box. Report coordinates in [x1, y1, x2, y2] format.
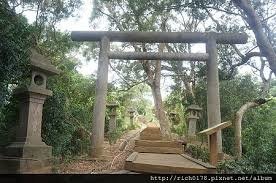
[125, 153, 209, 174]
[209, 133, 218, 166]
[126, 162, 208, 174]
[181, 154, 216, 173]
[111, 170, 140, 174]
[198, 121, 232, 136]
[135, 140, 183, 148]
[180, 154, 216, 170]
[134, 146, 183, 154]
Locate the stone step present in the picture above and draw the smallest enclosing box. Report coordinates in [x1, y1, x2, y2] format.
[135, 140, 183, 148]
[139, 127, 162, 140]
[134, 146, 183, 154]
[125, 152, 216, 174]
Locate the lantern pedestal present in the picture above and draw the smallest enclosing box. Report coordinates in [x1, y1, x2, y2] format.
[107, 102, 119, 133]
[186, 105, 202, 139]
[0, 87, 52, 173]
[128, 108, 135, 128]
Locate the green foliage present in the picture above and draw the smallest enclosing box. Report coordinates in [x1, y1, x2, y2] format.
[0, 95, 19, 146]
[42, 61, 96, 157]
[165, 88, 187, 136]
[194, 75, 259, 155]
[270, 79, 276, 97]
[218, 100, 276, 173]
[107, 129, 123, 145]
[172, 122, 186, 137]
[186, 144, 209, 163]
[0, 3, 31, 111]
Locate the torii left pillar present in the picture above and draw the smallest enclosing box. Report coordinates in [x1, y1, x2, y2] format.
[90, 37, 110, 158]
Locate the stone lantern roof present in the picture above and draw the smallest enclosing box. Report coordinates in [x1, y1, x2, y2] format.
[13, 49, 60, 96]
[106, 102, 119, 108]
[186, 104, 202, 111]
[30, 49, 60, 76]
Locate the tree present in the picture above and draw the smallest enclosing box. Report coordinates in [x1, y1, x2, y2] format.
[232, 0, 276, 75]
[91, 0, 177, 138]
[0, 2, 32, 113]
[234, 98, 270, 159]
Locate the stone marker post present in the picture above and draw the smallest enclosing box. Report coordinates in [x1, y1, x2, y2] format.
[0, 50, 60, 173]
[107, 102, 119, 133]
[128, 108, 135, 128]
[186, 105, 202, 139]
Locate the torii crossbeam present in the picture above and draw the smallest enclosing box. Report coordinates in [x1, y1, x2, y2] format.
[71, 31, 247, 158]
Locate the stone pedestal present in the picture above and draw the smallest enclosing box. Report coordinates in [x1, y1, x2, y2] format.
[128, 108, 135, 128]
[0, 50, 60, 173]
[107, 102, 119, 133]
[109, 115, 116, 133]
[169, 112, 178, 125]
[186, 105, 202, 140]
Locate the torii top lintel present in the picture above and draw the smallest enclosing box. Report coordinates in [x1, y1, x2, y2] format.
[71, 31, 248, 44]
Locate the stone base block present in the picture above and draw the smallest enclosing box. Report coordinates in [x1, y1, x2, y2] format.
[4, 143, 52, 159]
[0, 156, 52, 173]
[0, 143, 53, 173]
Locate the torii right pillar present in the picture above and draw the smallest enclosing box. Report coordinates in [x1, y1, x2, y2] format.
[206, 34, 223, 158]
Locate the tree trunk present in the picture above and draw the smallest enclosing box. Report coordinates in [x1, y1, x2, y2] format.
[234, 100, 265, 159]
[151, 83, 171, 139]
[233, 0, 276, 75]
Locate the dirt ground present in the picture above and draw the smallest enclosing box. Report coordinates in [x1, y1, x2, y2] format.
[56, 129, 141, 174]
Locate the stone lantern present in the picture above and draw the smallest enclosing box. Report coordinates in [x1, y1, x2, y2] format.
[128, 108, 135, 127]
[0, 49, 60, 173]
[169, 111, 178, 125]
[186, 104, 202, 138]
[106, 102, 119, 133]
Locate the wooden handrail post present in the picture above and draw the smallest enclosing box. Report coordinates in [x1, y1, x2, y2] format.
[198, 121, 232, 166]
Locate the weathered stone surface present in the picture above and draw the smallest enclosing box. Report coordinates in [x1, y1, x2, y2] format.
[0, 50, 59, 174]
[71, 31, 248, 44]
[128, 108, 135, 127]
[107, 102, 119, 133]
[0, 155, 51, 173]
[187, 104, 202, 137]
[5, 143, 52, 159]
[108, 117, 116, 133]
[139, 127, 162, 140]
[30, 49, 60, 76]
[187, 118, 197, 137]
[91, 37, 110, 158]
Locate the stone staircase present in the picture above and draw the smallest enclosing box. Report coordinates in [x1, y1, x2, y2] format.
[125, 125, 216, 174]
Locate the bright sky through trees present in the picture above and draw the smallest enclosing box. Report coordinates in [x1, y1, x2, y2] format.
[21, 0, 272, 99]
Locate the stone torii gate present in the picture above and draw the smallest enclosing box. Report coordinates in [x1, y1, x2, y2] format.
[71, 31, 247, 158]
